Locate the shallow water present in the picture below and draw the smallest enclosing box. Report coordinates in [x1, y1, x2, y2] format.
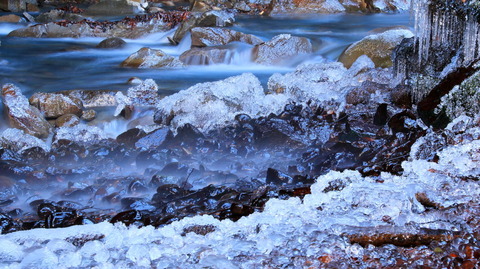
[0, 13, 411, 96]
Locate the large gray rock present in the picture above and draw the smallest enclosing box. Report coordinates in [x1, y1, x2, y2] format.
[29, 92, 83, 119]
[121, 47, 184, 68]
[85, 0, 147, 16]
[179, 46, 232, 65]
[252, 34, 313, 65]
[338, 29, 413, 68]
[190, 27, 263, 47]
[1, 84, 51, 138]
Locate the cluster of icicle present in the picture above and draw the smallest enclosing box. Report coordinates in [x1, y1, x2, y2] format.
[408, 0, 480, 100]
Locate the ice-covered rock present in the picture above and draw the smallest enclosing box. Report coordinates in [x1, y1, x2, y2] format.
[269, 0, 345, 14]
[339, 29, 413, 68]
[0, 128, 50, 154]
[54, 124, 109, 145]
[114, 79, 160, 117]
[190, 27, 263, 47]
[154, 73, 288, 132]
[1, 84, 51, 138]
[252, 34, 313, 65]
[29, 92, 83, 119]
[121, 47, 184, 69]
[59, 89, 118, 108]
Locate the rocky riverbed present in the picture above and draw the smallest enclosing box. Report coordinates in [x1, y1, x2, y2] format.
[2, 0, 480, 267]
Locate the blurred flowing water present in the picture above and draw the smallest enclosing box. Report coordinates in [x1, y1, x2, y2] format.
[0, 13, 411, 96]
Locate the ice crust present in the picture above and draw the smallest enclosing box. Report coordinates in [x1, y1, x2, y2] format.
[2, 114, 480, 267]
[0, 128, 50, 153]
[156, 58, 383, 133]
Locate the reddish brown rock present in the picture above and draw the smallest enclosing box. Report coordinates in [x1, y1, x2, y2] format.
[252, 34, 312, 65]
[29, 92, 83, 119]
[1, 84, 51, 138]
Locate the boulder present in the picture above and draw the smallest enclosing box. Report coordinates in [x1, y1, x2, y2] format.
[252, 34, 313, 65]
[170, 10, 235, 44]
[1, 84, 51, 138]
[96, 37, 127, 49]
[338, 29, 413, 68]
[54, 124, 108, 146]
[179, 46, 232, 65]
[0, 0, 27, 12]
[81, 109, 96, 121]
[35, 10, 85, 23]
[121, 47, 184, 68]
[0, 14, 23, 23]
[29, 92, 83, 119]
[55, 114, 80, 127]
[85, 0, 147, 16]
[190, 27, 263, 47]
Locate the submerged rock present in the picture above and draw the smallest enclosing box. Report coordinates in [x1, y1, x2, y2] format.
[1, 84, 51, 138]
[190, 27, 263, 47]
[121, 47, 184, 69]
[252, 34, 313, 65]
[96, 37, 127, 49]
[339, 29, 413, 68]
[29, 92, 83, 119]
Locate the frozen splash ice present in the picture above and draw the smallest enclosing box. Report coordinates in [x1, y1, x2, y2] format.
[3, 113, 480, 267]
[0, 128, 50, 154]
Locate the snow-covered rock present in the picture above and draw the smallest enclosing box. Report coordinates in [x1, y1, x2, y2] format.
[1, 84, 51, 138]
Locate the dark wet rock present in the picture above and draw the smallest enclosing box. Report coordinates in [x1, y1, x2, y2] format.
[85, 0, 147, 16]
[35, 9, 85, 23]
[110, 210, 151, 226]
[1, 84, 51, 138]
[339, 29, 413, 68]
[373, 103, 389, 126]
[0, 213, 17, 234]
[152, 184, 191, 206]
[55, 114, 80, 127]
[252, 34, 313, 65]
[390, 84, 412, 108]
[179, 46, 233, 65]
[388, 110, 417, 133]
[116, 128, 148, 147]
[190, 27, 263, 47]
[266, 168, 294, 185]
[135, 127, 172, 149]
[0, 14, 23, 23]
[29, 92, 83, 119]
[96, 37, 127, 49]
[121, 47, 184, 68]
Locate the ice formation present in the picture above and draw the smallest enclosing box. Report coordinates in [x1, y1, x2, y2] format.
[54, 124, 109, 145]
[0, 128, 50, 154]
[1, 114, 480, 267]
[114, 79, 160, 117]
[154, 58, 386, 133]
[413, 0, 480, 98]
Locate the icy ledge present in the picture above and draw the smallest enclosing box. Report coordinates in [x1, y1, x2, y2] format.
[2, 115, 480, 268]
[154, 56, 381, 133]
